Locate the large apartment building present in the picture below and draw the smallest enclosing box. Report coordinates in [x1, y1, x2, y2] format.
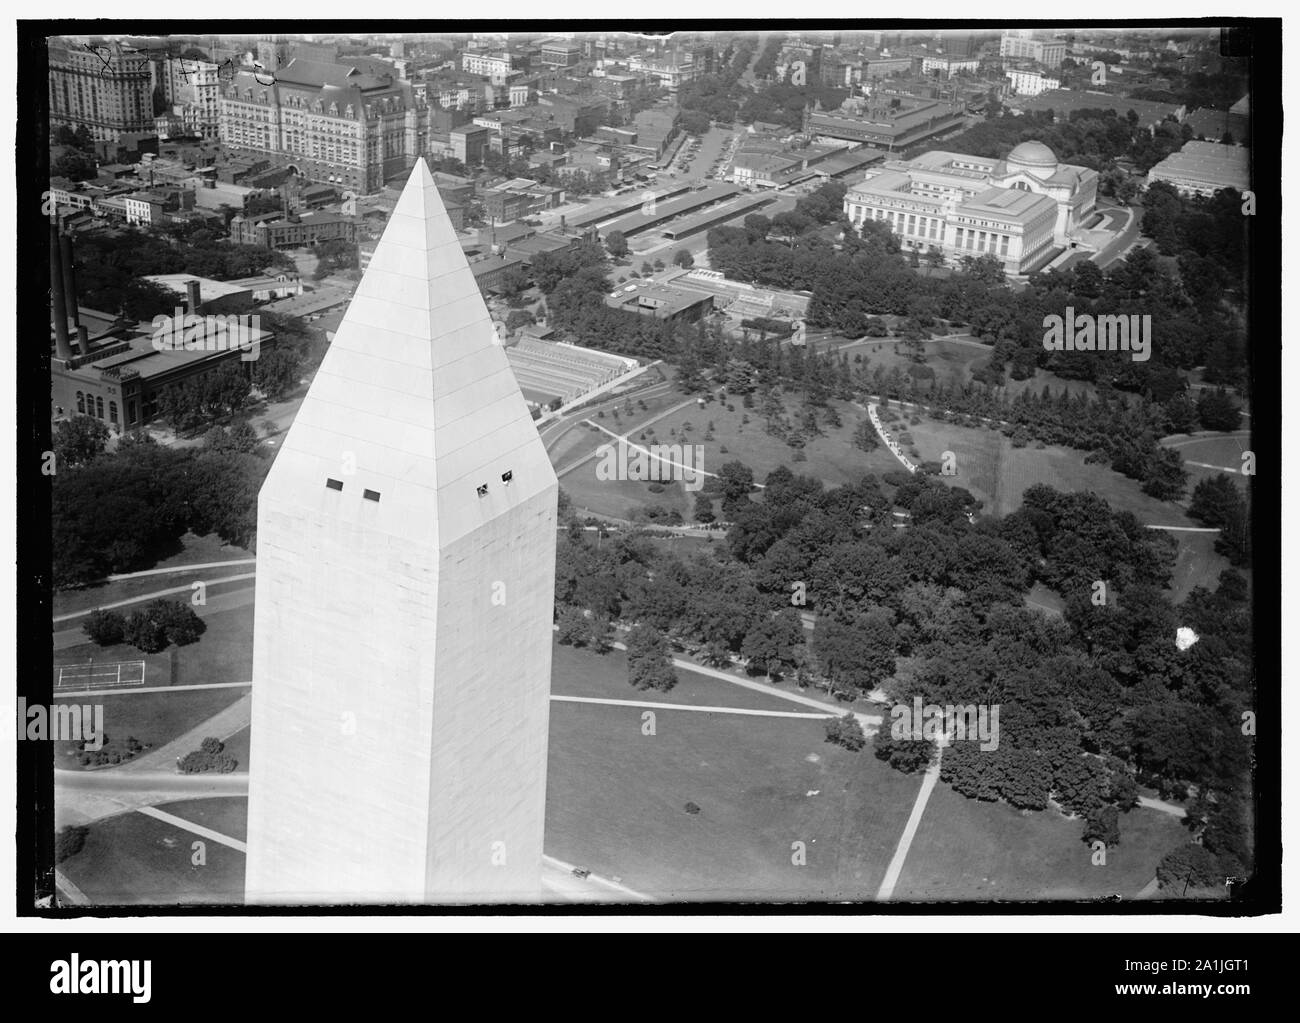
[220, 57, 437, 193]
[159, 56, 223, 139]
[998, 33, 1067, 69]
[49, 40, 154, 142]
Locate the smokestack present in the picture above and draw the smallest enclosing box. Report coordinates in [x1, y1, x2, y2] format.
[49, 222, 72, 361]
[76, 324, 90, 357]
[186, 279, 202, 314]
[59, 230, 80, 326]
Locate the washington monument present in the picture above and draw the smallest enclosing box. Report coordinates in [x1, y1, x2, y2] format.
[244, 159, 558, 904]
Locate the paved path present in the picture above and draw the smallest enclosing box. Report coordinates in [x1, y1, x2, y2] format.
[552, 397, 700, 479]
[1138, 795, 1187, 818]
[55, 680, 251, 699]
[105, 559, 256, 582]
[876, 740, 946, 901]
[551, 695, 833, 719]
[121, 692, 252, 774]
[54, 582, 255, 650]
[540, 854, 654, 903]
[53, 574, 256, 624]
[136, 805, 248, 852]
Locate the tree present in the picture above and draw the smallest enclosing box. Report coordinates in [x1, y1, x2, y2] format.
[824, 712, 866, 751]
[673, 248, 695, 269]
[681, 109, 712, 136]
[853, 417, 880, 452]
[1188, 473, 1244, 528]
[1197, 387, 1242, 431]
[604, 230, 629, 258]
[83, 609, 126, 646]
[740, 609, 804, 678]
[53, 415, 111, 469]
[626, 623, 677, 692]
[252, 347, 300, 400]
[124, 598, 206, 653]
[1157, 842, 1220, 891]
[556, 604, 588, 645]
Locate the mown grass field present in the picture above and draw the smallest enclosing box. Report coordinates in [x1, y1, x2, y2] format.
[545, 700, 920, 901]
[559, 394, 901, 521]
[58, 800, 246, 906]
[893, 781, 1195, 902]
[57, 600, 255, 692]
[551, 640, 808, 713]
[901, 418, 1236, 604]
[53, 532, 253, 618]
[53, 686, 249, 769]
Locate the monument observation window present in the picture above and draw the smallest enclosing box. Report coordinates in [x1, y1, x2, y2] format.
[363, 489, 381, 502]
[326, 478, 344, 491]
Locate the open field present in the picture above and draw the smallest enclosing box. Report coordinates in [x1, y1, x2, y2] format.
[552, 640, 819, 713]
[57, 800, 246, 905]
[53, 532, 253, 618]
[559, 394, 900, 520]
[893, 780, 1196, 902]
[901, 418, 1235, 603]
[1165, 434, 1252, 492]
[57, 602, 254, 691]
[545, 700, 921, 900]
[53, 686, 249, 768]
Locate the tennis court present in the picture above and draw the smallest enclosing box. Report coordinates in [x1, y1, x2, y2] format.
[54, 660, 146, 691]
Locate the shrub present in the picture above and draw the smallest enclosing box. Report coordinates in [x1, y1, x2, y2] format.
[825, 712, 866, 751]
[55, 825, 90, 863]
[684, 802, 702, 815]
[83, 609, 126, 646]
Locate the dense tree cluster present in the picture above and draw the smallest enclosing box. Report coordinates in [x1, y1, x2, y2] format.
[68, 227, 283, 320]
[52, 432, 268, 587]
[553, 462, 1252, 859]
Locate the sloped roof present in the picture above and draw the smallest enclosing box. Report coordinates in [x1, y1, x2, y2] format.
[258, 158, 556, 548]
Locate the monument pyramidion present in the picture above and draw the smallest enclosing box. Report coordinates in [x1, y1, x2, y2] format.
[245, 158, 558, 904]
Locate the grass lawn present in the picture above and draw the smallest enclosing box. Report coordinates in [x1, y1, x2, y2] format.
[545, 700, 922, 900]
[150, 796, 249, 843]
[1166, 434, 1252, 491]
[220, 725, 251, 773]
[57, 802, 245, 905]
[53, 686, 249, 769]
[893, 781, 1193, 901]
[898, 419, 1234, 604]
[561, 395, 901, 521]
[552, 639, 820, 713]
[903, 415, 1005, 509]
[57, 601, 254, 691]
[54, 532, 253, 618]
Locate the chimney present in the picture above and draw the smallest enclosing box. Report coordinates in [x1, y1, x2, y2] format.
[59, 230, 80, 326]
[186, 279, 202, 314]
[49, 222, 73, 360]
[76, 324, 90, 357]
[560, 213, 567, 232]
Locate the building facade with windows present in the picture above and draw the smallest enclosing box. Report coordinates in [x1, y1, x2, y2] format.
[49, 40, 154, 142]
[842, 141, 1097, 274]
[1005, 69, 1061, 96]
[998, 34, 1067, 68]
[219, 58, 431, 193]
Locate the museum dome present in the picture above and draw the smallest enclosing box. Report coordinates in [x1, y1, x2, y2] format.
[1006, 140, 1058, 169]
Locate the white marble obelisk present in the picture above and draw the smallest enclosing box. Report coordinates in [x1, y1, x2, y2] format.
[245, 159, 557, 904]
